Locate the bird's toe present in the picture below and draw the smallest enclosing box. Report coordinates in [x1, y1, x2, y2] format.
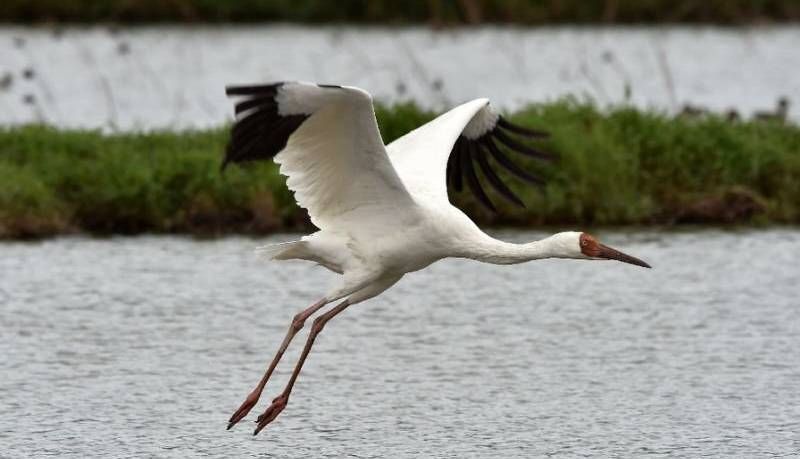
[253, 395, 288, 435]
[227, 392, 260, 430]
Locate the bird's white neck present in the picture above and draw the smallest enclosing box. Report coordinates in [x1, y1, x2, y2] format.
[464, 235, 563, 265]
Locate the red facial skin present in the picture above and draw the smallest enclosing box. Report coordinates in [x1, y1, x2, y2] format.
[579, 233, 602, 258]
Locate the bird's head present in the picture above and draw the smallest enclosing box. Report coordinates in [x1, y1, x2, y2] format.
[547, 231, 651, 268]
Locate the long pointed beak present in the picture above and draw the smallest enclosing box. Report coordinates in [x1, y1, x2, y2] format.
[597, 244, 651, 268]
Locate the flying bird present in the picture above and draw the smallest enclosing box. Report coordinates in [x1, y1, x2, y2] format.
[222, 82, 651, 435]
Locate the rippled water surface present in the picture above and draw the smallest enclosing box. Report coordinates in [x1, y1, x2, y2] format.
[2, 230, 799, 457]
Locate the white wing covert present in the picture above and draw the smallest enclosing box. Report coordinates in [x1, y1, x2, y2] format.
[387, 99, 553, 212]
[224, 82, 416, 231]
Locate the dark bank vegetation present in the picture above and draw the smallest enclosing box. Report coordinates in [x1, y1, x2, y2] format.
[3, 0, 800, 25]
[1, 99, 799, 239]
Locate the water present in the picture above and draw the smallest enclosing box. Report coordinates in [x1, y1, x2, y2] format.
[1, 229, 799, 457]
[0, 25, 797, 130]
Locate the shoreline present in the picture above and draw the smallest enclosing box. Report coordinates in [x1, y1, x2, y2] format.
[4, 1, 800, 25]
[2, 100, 799, 239]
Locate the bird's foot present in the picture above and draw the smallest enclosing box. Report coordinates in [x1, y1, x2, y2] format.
[253, 394, 288, 435]
[227, 390, 260, 430]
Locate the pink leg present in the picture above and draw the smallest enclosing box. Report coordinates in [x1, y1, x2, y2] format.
[227, 298, 327, 430]
[253, 298, 351, 435]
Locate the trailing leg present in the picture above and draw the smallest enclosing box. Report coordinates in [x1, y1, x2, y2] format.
[253, 298, 352, 434]
[251, 274, 403, 434]
[227, 298, 327, 429]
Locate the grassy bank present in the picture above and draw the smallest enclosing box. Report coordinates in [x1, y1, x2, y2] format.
[3, 0, 800, 25]
[1, 100, 799, 239]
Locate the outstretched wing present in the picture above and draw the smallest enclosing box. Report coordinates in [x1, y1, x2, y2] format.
[224, 82, 416, 230]
[387, 99, 553, 212]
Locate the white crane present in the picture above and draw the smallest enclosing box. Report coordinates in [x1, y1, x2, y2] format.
[222, 82, 651, 435]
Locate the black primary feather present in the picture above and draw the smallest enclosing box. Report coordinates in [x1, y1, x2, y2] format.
[480, 137, 544, 187]
[493, 128, 554, 160]
[225, 84, 281, 97]
[234, 96, 276, 116]
[222, 83, 309, 170]
[449, 137, 465, 192]
[446, 111, 551, 211]
[462, 142, 496, 212]
[473, 145, 525, 208]
[497, 116, 549, 138]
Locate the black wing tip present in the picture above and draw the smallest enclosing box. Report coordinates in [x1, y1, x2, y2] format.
[493, 128, 553, 161]
[462, 143, 497, 213]
[449, 112, 556, 213]
[226, 82, 342, 97]
[497, 116, 550, 139]
[473, 144, 526, 208]
[225, 82, 283, 97]
[523, 147, 558, 162]
[230, 114, 309, 167]
[478, 195, 498, 213]
[481, 136, 546, 187]
[223, 80, 309, 167]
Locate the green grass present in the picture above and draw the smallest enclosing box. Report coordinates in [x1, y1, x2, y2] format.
[2, 99, 799, 238]
[3, 0, 800, 24]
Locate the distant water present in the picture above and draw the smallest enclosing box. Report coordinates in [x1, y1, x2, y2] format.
[2, 229, 799, 457]
[0, 25, 797, 130]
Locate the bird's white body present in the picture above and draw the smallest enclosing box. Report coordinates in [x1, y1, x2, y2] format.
[255, 85, 584, 305]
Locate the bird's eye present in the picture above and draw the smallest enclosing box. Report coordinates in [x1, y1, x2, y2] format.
[581, 240, 588, 246]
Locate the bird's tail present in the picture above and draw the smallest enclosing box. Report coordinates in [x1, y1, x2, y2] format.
[255, 240, 305, 261]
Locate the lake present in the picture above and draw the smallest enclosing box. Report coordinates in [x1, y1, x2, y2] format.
[2, 229, 798, 457]
[0, 25, 797, 130]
